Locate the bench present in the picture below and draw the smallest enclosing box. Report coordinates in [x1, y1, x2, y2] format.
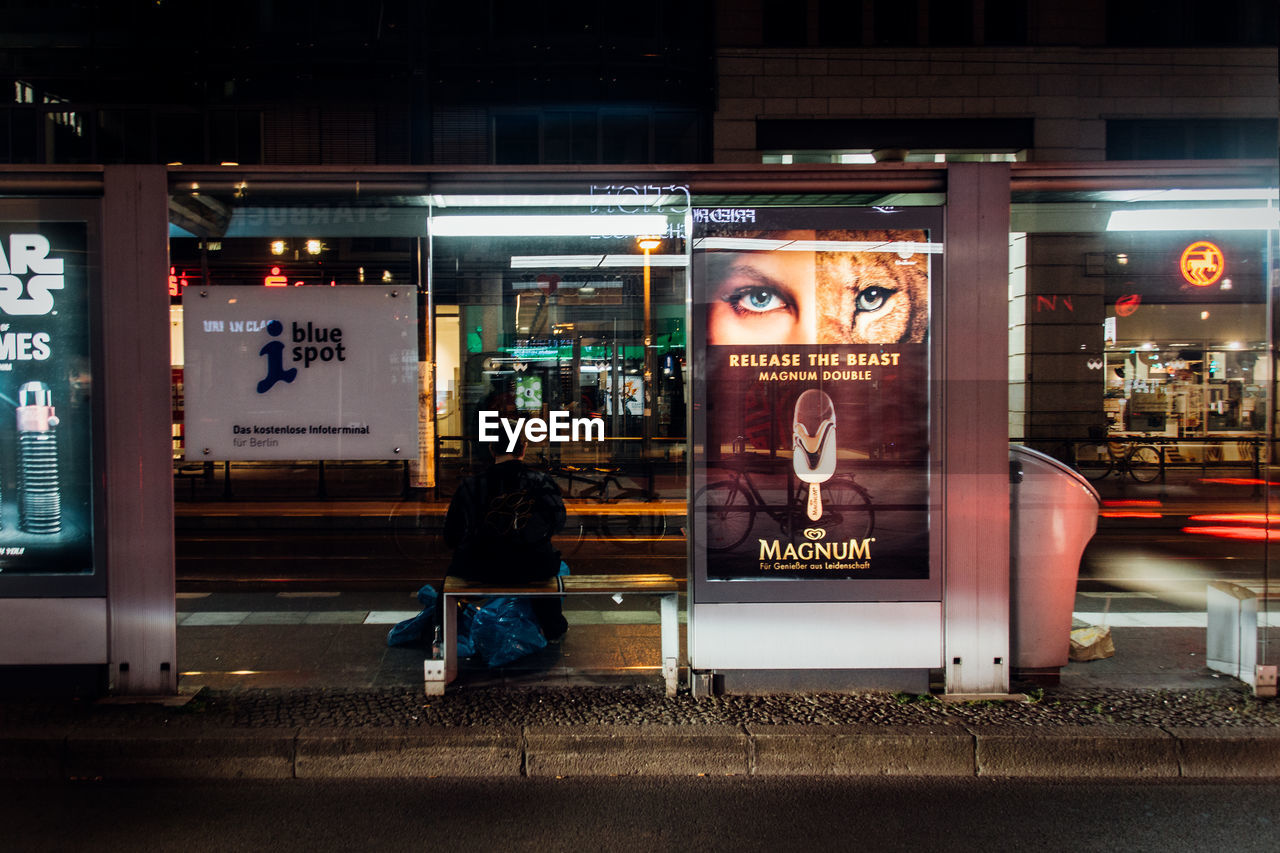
[1206, 581, 1278, 696]
[424, 573, 684, 697]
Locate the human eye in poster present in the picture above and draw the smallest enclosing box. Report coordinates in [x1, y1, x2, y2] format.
[695, 212, 934, 582]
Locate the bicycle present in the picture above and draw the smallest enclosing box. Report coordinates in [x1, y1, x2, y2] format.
[1073, 440, 1163, 483]
[695, 467, 874, 552]
[539, 453, 649, 502]
[537, 454, 669, 551]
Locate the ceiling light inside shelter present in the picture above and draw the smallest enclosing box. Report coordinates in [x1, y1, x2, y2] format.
[1106, 208, 1280, 231]
[431, 214, 669, 237]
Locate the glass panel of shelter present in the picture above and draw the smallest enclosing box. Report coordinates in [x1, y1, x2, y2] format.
[1009, 195, 1273, 457]
[1009, 183, 1276, 650]
[427, 202, 689, 502]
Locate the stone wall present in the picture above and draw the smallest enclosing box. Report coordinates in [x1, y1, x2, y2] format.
[713, 46, 1277, 162]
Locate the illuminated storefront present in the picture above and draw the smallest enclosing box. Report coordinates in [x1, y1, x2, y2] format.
[1008, 172, 1277, 481]
[1099, 233, 1268, 443]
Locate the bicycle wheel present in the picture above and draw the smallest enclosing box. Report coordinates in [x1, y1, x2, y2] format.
[819, 478, 874, 540]
[596, 505, 669, 547]
[1075, 443, 1114, 481]
[1126, 445, 1162, 483]
[389, 499, 430, 561]
[696, 480, 756, 552]
[555, 520, 587, 557]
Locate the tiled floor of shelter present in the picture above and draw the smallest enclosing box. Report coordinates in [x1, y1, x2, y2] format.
[175, 590, 1266, 693]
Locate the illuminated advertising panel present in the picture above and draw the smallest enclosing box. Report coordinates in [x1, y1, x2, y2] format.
[183, 286, 418, 460]
[0, 223, 95, 577]
[692, 208, 937, 596]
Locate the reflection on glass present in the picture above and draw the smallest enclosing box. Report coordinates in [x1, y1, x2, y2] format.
[428, 202, 688, 571]
[1010, 185, 1276, 646]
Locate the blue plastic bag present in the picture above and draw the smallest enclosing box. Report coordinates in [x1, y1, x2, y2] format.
[455, 600, 476, 658]
[468, 596, 547, 667]
[386, 584, 438, 647]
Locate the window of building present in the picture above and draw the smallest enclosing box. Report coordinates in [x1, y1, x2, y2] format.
[873, 0, 919, 46]
[762, 0, 809, 46]
[928, 0, 973, 46]
[157, 112, 206, 165]
[45, 106, 92, 163]
[492, 109, 701, 165]
[1107, 119, 1279, 161]
[983, 0, 1028, 45]
[494, 114, 542, 165]
[543, 112, 597, 166]
[5, 107, 38, 163]
[817, 0, 864, 46]
[492, 0, 545, 39]
[654, 111, 702, 164]
[1106, 0, 1278, 46]
[210, 110, 263, 165]
[600, 113, 650, 165]
[98, 109, 153, 164]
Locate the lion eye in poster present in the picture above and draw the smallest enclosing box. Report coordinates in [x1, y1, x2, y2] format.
[854, 286, 894, 314]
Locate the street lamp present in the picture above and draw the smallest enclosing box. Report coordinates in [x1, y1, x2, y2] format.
[637, 235, 661, 454]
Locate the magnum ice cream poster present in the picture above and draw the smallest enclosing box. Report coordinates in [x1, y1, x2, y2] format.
[694, 209, 934, 582]
[0, 222, 94, 576]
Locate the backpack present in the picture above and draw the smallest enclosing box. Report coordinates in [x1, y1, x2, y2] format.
[477, 467, 554, 547]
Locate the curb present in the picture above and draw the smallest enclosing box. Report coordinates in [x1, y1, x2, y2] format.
[525, 725, 748, 777]
[3, 724, 1279, 781]
[296, 727, 523, 778]
[747, 724, 975, 777]
[971, 724, 1181, 778]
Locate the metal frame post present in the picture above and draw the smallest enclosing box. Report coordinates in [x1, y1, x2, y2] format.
[103, 165, 177, 695]
[943, 162, 1012, 695]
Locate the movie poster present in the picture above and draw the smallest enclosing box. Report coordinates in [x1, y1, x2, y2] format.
[0, 222, 95, 576]
[694, 209, 936, 582]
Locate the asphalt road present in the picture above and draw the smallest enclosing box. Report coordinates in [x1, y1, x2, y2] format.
[4, 778, 1278, 852]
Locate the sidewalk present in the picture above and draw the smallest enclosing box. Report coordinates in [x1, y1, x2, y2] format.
[2, 591, 1277, 781]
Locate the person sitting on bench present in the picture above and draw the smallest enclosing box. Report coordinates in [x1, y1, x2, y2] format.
[443, 435, 570, 641]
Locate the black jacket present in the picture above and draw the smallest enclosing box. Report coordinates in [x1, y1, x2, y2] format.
[444, 460, 566, 582]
